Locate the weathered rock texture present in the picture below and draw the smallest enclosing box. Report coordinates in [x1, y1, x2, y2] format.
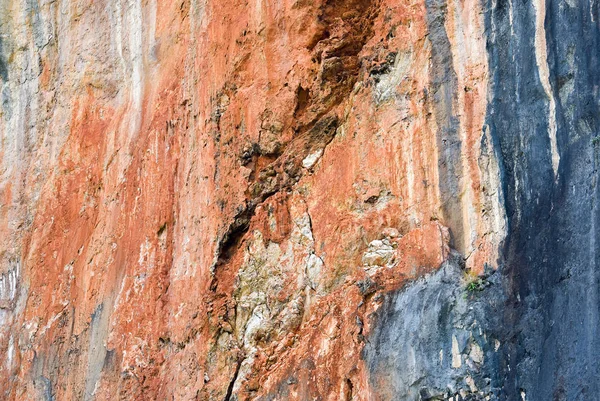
[0, 0, 598, 399]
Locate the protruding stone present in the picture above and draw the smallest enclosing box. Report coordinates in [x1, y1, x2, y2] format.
[302, 149, 324, 169]
[452, 336, 462, 369]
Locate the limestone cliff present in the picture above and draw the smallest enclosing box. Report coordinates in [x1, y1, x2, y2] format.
[0, 0, 598, 399]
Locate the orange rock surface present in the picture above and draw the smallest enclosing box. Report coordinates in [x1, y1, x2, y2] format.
[0, 0, 506, 399]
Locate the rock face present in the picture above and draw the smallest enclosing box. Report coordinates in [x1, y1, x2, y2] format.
[0, 0, 598, 399]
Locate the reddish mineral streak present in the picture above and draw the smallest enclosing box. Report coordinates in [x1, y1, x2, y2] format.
[0, 0, 504, 399]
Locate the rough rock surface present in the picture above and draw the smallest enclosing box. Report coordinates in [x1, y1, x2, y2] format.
[0, 0, 598, 399]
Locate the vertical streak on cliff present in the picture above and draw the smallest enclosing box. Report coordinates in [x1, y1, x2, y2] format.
[84, 304, 109, 401]
[425, 0, 505, 271]
[587, 145, 600, 397]
[445, 0, 506, 271]
[127, 0, 144, 139]
[87, 2, 148, 396]
[0, 0, 50, 383]
[445, 0, 476, 263]
[425, 0, 465, 253]
[532, 0, 559, 178]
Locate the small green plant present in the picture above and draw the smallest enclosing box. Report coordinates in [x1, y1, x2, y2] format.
[592, 136, 600, 146]
[465, 276, 488, 293]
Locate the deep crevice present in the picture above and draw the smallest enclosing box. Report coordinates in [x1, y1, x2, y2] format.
[223, 359, 243, 401]
[345, 378, 354, 400]
[294, 86, 311, 118]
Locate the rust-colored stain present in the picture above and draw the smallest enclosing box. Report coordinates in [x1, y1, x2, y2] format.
[0, 0, 504, 399]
